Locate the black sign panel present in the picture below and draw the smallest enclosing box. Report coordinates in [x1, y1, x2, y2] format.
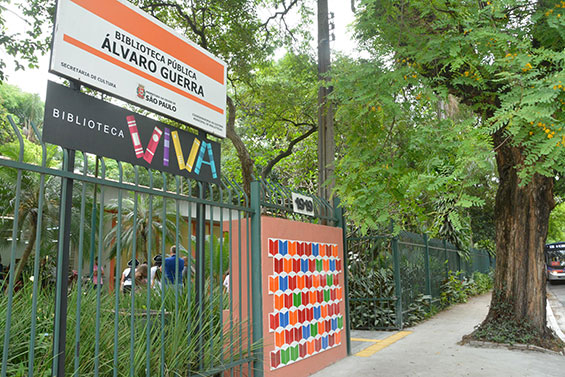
[43, 81, 220, 184]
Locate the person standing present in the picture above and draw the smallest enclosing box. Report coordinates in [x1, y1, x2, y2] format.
[120, 259, 139, 293]
[134, 263, 148, 288]
[223, 272, 230, 293]
[150, 255, 162, 290]
[92, 258, 104, 289]
[164, 246, 184, 285]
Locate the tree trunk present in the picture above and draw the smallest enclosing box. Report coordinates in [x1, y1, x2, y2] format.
[13, 213, 38, 284]
[226, 95, 254, 198]
[485, 132, 554, 333]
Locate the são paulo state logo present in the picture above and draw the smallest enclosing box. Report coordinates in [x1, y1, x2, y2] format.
[136, 84, 145, 99]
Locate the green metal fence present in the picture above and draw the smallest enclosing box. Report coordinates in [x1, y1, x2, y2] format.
[0, 115, 261, 377]
[0, 116, 351, 375]
[347, 229, 494, 331]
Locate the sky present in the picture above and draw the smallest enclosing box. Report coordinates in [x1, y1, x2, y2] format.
[2, 0, 357, 100]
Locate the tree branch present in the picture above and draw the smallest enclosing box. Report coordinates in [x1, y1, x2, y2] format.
[261, 0, 299, 29]
[140, 1, 208, 48]
[260, 0, 300, 46]
[261, 121, 317, 178]
[226, 95, 254, 199]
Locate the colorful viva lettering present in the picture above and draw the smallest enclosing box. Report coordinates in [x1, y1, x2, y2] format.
[126, 115, 217, 179]
[127, 115, 162, 163]
[171, 130, 217, 179]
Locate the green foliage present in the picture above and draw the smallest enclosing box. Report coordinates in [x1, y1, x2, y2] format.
[348, 231, 493, 329]
[207, 233, 231, 280]
[403, 295, 433, 326]
[0, 139, 69, 283]
[440, 271, 470, 307]
[180, 233, 231, 282]
[133, 0, 312, 83]
[547, 201, 565, 242]
[470, 271, 495, 294]
[104, 194, 176, 262]
[470, 288, 564, 350]
[332, 55, 495, 240]
[0, 0, 54, 81]
[335, 0, 565, 260]
[129, 1, 316, 191]
[0, 83, 44, 144]
[0, 83, 44, 123]
[0, 282, 256, 376]
[353, 0, 565, 183]
[473, 318, 545, 346]
[232, 53, 319, 188]
[440, 271, 494, 308]
[348, 252, 398, 329]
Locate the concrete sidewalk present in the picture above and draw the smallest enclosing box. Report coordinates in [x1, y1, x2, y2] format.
[312, 294, 565, 377]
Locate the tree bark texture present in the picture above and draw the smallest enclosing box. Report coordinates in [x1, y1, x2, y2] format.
[226, 95, 254, 199]
[487, 131, 555, 332]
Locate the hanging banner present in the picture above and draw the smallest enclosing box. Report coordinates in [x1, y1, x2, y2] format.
[49, 0, 227, 138]
[43, 81, 221, 184]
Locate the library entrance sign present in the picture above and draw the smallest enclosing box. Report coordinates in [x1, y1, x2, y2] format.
[50, 0, 227, 138]
[43, 81, 221, 184]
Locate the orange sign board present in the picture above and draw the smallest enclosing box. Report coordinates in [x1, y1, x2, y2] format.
[50, 0, 227, 137]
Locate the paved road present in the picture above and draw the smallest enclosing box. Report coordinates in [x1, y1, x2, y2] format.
[548, 281, 565, 307]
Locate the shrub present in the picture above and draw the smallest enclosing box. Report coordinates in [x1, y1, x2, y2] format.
[440, 271, 493, 308]
[0, 281, 255, 376]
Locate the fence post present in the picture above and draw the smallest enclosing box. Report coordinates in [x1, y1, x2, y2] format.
[52, 148, 75, 377]
[52, 80, 81, 377]
[250, 181, 263, 377]
[334, 198, 351, 355]
[195, 181, 206, 369]
[443, 239, 449, 279]
[423, 234, 432, 302]
[456, 250, 462, 274]
[391, 234, 403, 329]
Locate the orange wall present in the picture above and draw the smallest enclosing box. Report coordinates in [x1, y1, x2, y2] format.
[261, 216, 346, 377]
[226, 216, 347, 377]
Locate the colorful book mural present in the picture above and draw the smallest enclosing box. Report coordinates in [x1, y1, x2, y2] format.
[267, 238, 344, 370]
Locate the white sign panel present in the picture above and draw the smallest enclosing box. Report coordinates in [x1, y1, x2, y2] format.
[50, 0, 227, 138]
[292, 192, 315, 217]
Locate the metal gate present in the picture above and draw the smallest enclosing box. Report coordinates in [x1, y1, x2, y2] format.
[0, 115, 261, 376]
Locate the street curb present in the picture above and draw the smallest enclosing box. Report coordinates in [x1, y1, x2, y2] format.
[546, 294, 565, 343]
[462, 340, 565, 356]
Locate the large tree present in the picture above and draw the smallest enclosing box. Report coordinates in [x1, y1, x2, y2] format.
[332, 55, 494, 240]
[230, 53, 319, 188]
[346, 0, 565, 341]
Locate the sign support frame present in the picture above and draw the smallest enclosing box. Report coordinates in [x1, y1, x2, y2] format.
[52, 82, 79, 377]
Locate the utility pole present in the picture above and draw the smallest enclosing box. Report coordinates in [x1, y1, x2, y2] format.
[317, 0, 335, 205]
